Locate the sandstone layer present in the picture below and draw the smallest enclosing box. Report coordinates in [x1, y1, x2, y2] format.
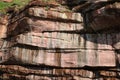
[0, 0, 120, 80]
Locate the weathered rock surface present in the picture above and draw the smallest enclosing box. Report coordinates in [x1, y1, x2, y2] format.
[86, 2, 120, 31]
[0, 65, 119, 80]
[0, 16, 7, 38]
[0, 0, 120, 80]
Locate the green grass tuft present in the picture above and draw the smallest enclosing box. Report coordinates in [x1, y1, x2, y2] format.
[0, 0, 30, 14]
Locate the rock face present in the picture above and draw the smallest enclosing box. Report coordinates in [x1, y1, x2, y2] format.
[0, 16, 7, 38]
[0, 0, 120, 80]
[2, 0, 13, 2]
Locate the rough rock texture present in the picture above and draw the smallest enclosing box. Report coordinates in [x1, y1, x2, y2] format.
[0, 0, 120, 80]
[0, 16, 7, 38]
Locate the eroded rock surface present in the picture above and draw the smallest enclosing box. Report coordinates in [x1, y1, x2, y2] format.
[0, 0, 120, 80]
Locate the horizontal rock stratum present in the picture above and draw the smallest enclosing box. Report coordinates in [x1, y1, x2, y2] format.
[0, 0, 120, 80]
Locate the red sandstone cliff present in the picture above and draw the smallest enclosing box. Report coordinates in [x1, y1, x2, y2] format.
[0, 0, 120, 80]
